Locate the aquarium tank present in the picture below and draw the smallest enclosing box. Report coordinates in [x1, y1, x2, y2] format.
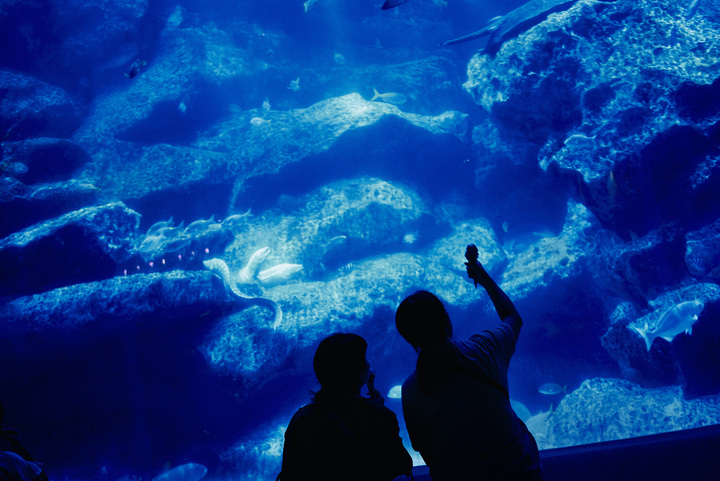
[1, 0, 720, 479]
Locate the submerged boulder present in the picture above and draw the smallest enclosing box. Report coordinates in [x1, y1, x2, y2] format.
[0, 270, 230, 336]
[0, 138, 90, 185]
[0, 270, 247, 474]
[223, 177, 437, 278]
[0, 178, 100, 240]
[78, 89, 470, 220]
[464, 0, 720, 238]
[0, 70, 81, 141]
[685, 218, 720, 280]
[0, 202, 140, 297]
[529, 378, 720, 449]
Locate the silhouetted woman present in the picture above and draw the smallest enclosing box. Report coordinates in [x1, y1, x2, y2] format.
[395, 245, 546, 481]
[278, 333, 413, 481]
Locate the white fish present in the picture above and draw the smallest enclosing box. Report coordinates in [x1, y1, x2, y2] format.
[151, 463, 207, 481]
[371, 88, 407, 105]
[9, 162, 28, 175]
[631, 300, 704, 351]
[538, 383, 565, 395]
[183, 216, 216, 235]
[510, 398, 532, 422]
[221, 209, 252, 228]
[146, 217, 175, 237]
[685, 0, 701, 19]
[250, 117, 270, 127]
[387, 385, 402, 399]
[257, 263, 303, 286]
[288, 77, 301, 91]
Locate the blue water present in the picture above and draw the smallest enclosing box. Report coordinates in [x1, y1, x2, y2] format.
[1, 0, 720, 479]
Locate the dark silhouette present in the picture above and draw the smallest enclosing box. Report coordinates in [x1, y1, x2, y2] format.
[395, 244, 546, 481]
[0, 401, 49, 481]
[278, 333, 413, 481]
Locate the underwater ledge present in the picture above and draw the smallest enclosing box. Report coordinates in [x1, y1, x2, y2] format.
[406, 424, 720, 481]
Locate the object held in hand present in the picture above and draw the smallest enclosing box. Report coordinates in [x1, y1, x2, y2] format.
[465, 244, 479, 288]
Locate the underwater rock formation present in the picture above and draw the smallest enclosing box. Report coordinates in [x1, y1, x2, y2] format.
[589, 226, 687, 304]
[0, 269, 249, 472]
[0, 137, 90, 185]
[0, 178, 100, 239]
[0, 202, 140, 297]
[0, 270, 232, 335]
[465, 0, 720, 238]
[0, 70, 81, 141]
[224, 177, 437, 278]
[685, 218, 720, 280]
[76, 88, 470, 218]
[134, 215, 235, 272]
[529, 377, 720, 449]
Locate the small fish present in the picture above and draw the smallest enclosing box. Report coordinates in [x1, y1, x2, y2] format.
[138, 235, 165, 255]
[631, 300, 704, 351]
[8, 162, 28, 176]
[183, 216, 218, 236]
[155, 222, 186, 238]
[125, 59, 146, 79]
[387, 385, 403, 399]
[685, 0, 701, 19]
[371, 88, 407, 105]
[288, 77, 301, 91]
[221, 209, 252, 228]
[151, 463, 207, 481]
[164, 236, 192, 253]
[338, 263, 355, 276]
[382, 0, 410, 9]
[250, 117, 271, 126]
[146, 217, 175, 237]
[510, 398, 532, 422]
[403, 231, 419, 245]
[564, 133, 596, 149]
[607, 169, 618, 203]
[538, 383, 565, 395]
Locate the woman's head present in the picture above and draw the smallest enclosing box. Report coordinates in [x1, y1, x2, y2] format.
[395, 290, 453, 350]
[313, 333, 370, 394]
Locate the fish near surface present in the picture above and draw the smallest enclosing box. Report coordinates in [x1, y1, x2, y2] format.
[631, 300, 705, 351]
[442, 0, 582, 56]
[371, 88, 407, 105]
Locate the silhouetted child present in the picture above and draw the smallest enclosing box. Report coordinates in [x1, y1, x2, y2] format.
[278, 333, 412, 480]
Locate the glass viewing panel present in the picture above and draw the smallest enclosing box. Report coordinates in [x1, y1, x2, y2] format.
[1, 0, 719, 479]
